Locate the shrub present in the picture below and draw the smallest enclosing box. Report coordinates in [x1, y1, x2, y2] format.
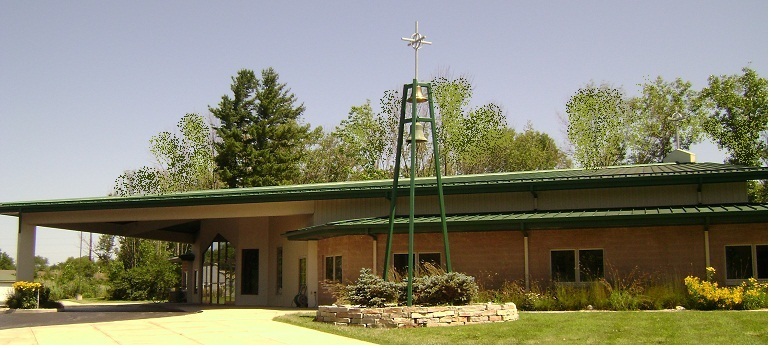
[640, 281, 688, 310]
[474, 268, 690, 311]
[474, 280, 528, 304]
[321, 279, 349, 305]
[107, 258, 178, 301]
[684, 267, 744, 310]
[608, 290, 639, 311]
[345, 269, 399, 307]
[340, 268, 478, 307]
[739, 278, 768, 310]
[413, 272, 478, 306]
[6, 281, 58, 309]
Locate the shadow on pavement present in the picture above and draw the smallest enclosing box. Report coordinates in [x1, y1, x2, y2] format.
[0, 303, 193, 330]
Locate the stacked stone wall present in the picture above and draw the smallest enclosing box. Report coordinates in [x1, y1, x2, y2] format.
[316, 303, 518, 328]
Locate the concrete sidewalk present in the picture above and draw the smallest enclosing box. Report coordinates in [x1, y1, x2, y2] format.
[0, 302, 373, 345]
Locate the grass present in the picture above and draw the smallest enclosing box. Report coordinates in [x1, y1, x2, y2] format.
[275, 310, 768, 345]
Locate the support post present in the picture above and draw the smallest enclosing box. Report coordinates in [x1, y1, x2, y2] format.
[16, 217, 37, 281]
[406, 79, 419, 306]
[523, 228, 530, 291]
[704, 218, 711, 269]
[704, 229, 710, 268]
[382, 84, 409, 280]
[427, 83, 451, 272]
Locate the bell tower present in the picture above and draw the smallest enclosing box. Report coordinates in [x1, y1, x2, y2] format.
[382, 21, 452, 306]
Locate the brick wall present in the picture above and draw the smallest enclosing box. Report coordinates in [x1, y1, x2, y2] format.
[707, 223, 767, 284]
[528, 225, 706, 284]
[317, 235, 374, 304]
[314, 223, 767, 304]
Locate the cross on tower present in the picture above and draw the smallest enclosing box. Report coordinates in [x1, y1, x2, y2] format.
[401, 21, 432, 80]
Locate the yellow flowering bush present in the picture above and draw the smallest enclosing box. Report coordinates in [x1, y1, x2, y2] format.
[740, 278, 768, 310]
[684, 267, 767, 310]
[12, 281, 43, 293]
[8, 281, 44, 309]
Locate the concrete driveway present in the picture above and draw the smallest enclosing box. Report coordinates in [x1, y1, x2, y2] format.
[0, 301, 372, 345]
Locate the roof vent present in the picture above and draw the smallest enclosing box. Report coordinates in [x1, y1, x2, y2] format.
[663, 149, 696, 163]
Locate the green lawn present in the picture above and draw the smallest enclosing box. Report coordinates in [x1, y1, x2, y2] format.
[275, 310, 768, 345]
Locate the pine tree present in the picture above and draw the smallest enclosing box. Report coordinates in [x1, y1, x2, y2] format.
[211, 68, 311, 187]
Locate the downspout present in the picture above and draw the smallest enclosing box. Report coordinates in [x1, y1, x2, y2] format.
[367, 229, 377, 271]
[522, 223, 530, 291]
[704, 218, 711, 268]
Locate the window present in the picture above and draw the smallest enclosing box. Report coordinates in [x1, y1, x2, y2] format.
[393, 252, 441, 276]
[299, 257, 307, 287]
[551, 250, 575, 282]
[193, 270, 198, 294]
[276, 247, 283, 295]
[726, 245, 768, 281]
[325, 255, 342, 282]
[758, 245, 768, 279]
[241, 249, 259, 295]
[579, 249, 604, 281]
[551, 249, 604, 282]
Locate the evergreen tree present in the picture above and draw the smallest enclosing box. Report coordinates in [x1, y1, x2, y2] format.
[211, 68, 312, 188]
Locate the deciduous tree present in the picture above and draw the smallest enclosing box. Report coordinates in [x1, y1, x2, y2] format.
[628, 77, 705, 163]
[113, 113, 218, 196]
[566, 84, 628, 168]
[497, 123, 572, 171]
[700, 67, 768, 167]
[0, 249, 15, 270]
[430, 76, 508, 175]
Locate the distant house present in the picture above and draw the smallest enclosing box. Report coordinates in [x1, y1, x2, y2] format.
[2, 150, 767, 307]
[0, 270, 16, 305]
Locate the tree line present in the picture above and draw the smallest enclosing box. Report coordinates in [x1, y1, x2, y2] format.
[113, 66, 767, 196]
[565, 67, 767, 170]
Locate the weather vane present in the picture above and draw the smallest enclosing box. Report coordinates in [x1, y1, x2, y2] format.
[401, 21, 432, 81]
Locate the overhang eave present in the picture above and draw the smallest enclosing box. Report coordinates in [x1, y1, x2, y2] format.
[283, 204, 768, 241]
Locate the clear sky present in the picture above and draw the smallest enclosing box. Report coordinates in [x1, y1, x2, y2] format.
[0, 0, 767, 264]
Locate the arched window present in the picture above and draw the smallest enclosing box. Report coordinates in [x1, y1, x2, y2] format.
[202, 235, 236, 304]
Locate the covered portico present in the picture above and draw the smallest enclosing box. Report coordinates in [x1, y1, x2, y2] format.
[4, 188, 322, 306]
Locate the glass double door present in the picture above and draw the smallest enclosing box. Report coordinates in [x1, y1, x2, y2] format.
[202, 235, 236, 305]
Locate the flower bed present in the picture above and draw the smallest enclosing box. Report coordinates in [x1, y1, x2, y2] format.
[316, 303, 518, 328]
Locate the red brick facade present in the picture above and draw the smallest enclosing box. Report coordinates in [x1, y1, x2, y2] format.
[316, 223, 767, 305]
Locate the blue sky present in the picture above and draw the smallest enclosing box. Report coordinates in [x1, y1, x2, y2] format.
[0, 0, 767, 264]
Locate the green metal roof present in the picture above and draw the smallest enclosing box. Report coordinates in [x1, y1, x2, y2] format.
[0, 162, 766, 215]
[283, 204, 768, 240]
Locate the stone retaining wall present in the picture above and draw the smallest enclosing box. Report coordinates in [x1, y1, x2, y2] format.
[316, 303, 519, 328]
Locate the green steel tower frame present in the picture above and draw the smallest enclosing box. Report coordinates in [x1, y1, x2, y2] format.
[382, 78, 452, 306]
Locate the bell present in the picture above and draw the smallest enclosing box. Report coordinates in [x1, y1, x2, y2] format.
[407, 123, 429, 144]
[407, 86, 428, 103]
